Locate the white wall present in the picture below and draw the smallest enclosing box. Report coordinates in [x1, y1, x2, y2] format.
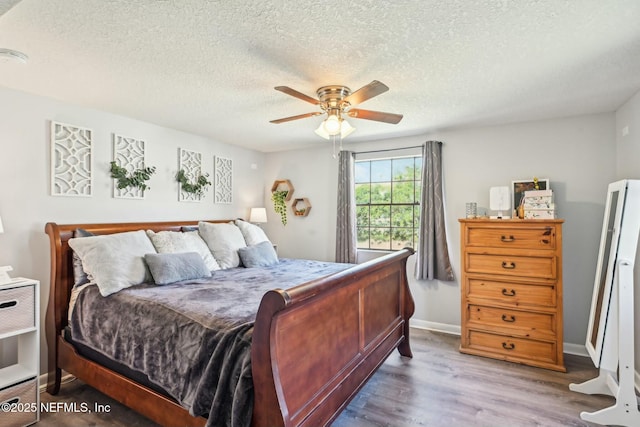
[264, 113, 616, 347]
[0, 87, 266, 372]
[614, 88, 640, 375]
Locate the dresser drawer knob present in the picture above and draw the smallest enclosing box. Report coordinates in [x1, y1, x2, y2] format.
[500, 235, 515, 242]
[501, 261, 516, 269]
[501, 314, 516, 322]
[0, 300, 18, 310]
[502, 342, 515, 350]
[501, 288, 516, 296]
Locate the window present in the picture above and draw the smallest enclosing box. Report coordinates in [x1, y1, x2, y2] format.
[355, 156, 422, 250]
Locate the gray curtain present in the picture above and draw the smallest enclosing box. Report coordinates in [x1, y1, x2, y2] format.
[415, 141, 454, 281]
[335, 150, 357, 263]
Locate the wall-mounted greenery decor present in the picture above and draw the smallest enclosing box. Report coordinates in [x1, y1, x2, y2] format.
[176, 169, 211, 199]
[270, 179, 294, 226]
[110, 161, 156, 192]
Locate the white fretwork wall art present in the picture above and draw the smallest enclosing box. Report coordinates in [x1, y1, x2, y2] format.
[113, 134, 147, 199]
[214, 156, 233, 204]
[179, 148, 204, 202]
[50, 121, 93, 197]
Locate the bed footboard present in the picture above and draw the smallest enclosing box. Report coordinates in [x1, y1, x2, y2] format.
[251, 248, 415, 427]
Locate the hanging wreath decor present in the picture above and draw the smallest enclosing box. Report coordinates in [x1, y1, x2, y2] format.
[271, 190, 288, 226]
[109, 161, 156, 191]
[176, 169, 212, 198]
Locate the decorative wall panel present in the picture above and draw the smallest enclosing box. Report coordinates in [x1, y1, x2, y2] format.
[214, 156, 233, 204]
[179, 148, 204, 202]
[51, 121, 93, 197]
[113, 134, 147, 199]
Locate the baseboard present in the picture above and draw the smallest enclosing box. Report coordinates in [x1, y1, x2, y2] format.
[563, 342, 589, 357]
[38, 372, 75, 393]
[410, 319, 461, 336]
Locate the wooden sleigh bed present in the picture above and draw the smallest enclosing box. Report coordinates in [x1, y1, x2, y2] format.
[45, 219, 415, 427]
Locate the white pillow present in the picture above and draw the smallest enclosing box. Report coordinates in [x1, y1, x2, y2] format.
[235, 219, 270, 246]
[68, 230, 156, 297]
[198, 221, 246, 269]
[146, 230, 220, 271]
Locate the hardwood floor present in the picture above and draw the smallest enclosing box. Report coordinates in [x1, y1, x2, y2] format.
[39, 329, 615, 427]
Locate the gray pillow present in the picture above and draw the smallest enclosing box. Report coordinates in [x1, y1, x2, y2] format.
[238, 241, 279, 268]
[145, 252, 212, 285]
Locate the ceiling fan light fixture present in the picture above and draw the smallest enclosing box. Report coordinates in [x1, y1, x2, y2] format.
[323, 113, 341, 135]
[0, 48, 28, 64]
[340, 120, 355, 138]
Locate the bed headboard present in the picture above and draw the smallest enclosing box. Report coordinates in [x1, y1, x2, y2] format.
[44, 220, 232, 342]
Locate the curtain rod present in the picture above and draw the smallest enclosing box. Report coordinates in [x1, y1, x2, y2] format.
[355, 144, 424, 155]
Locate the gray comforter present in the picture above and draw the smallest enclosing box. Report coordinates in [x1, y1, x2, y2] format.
[69, 258, 352, 427]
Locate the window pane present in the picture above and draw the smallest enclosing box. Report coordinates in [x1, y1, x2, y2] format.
[415, 157, 423, 179]
[392, 228, 414, 250]
[370, 182, 391, 203]
[415, 181, 422, 204]
[357, 227, 370, 249]
[355, 161, 370, 183]
[370, 228, 391, 250]
[414, 204, 421, 227]
[370, 205, 390, 227]
[392, 158, 414, 181]
[355, 183, 370, 204]
[356, 206, 370, 226]
[392, 205, 414, 227]
[370, 160, 391, 182]
[392, 180, 414, 204]
[413, 228, 420, 248]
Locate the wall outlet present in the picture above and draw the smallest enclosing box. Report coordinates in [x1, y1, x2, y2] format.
[622, 126, 629, 137]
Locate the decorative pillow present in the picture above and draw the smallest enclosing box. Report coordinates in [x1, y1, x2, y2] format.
[144, 252, 211, 285]
[72, 228, 95, 287]
[68, 230, 157, 297]
[146, 230, 220, 271]
[198, 221, 246, 269]
[235, 219, 270, 246]
[238, 241, 279, 268]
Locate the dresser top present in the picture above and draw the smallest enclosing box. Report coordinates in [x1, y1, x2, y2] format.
[459, 218, 564, 224]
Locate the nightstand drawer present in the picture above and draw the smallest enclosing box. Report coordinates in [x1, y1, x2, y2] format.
[466, 278, 556, 308]
[464, 225, 557, 250]
[467, 330, 557, 364]
[0, 285, 35, 335]
[467, 305, 556, 337]
[0, 378, 38, 427]
[465, 253, 556, 279]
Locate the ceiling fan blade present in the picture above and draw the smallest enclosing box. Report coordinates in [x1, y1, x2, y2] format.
[347, 109, 403, 124]
[270, 112, 323, 124]
[343, 80, 389, 106]
[274, 86, 321, 105]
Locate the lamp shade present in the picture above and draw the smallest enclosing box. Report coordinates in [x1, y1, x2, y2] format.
[249, 207, 267, 223]
[490, 186, 511, 218]
[0, 216, 4, 234]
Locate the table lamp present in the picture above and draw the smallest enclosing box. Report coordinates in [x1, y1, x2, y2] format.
[249, 207, 267, 224]
[490, 186, 511, 219]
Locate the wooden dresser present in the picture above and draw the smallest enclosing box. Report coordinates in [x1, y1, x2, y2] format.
[459, 219, 565, 372]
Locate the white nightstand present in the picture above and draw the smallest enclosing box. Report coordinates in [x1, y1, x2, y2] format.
[0, 278, 40, 426]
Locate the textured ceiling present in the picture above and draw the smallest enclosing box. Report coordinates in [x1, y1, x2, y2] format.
[0, 0, 639, 152]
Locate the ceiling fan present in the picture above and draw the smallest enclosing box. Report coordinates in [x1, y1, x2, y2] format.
[270, 80, 403, 139]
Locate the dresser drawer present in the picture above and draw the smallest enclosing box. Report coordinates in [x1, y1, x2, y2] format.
[467, 330, 557, 364]
[467, 305, 556, 337]
[464, 225, 557, 250]
[0, 285, 35, 335]
[465, 253, 556, 279]
[0, 378, 38, 427]
[466, 278, 556, 308]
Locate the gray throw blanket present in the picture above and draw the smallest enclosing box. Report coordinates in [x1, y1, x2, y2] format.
[69, 258, 351, 427]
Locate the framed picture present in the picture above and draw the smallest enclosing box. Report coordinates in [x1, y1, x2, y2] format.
[512, 178, 549, 212]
